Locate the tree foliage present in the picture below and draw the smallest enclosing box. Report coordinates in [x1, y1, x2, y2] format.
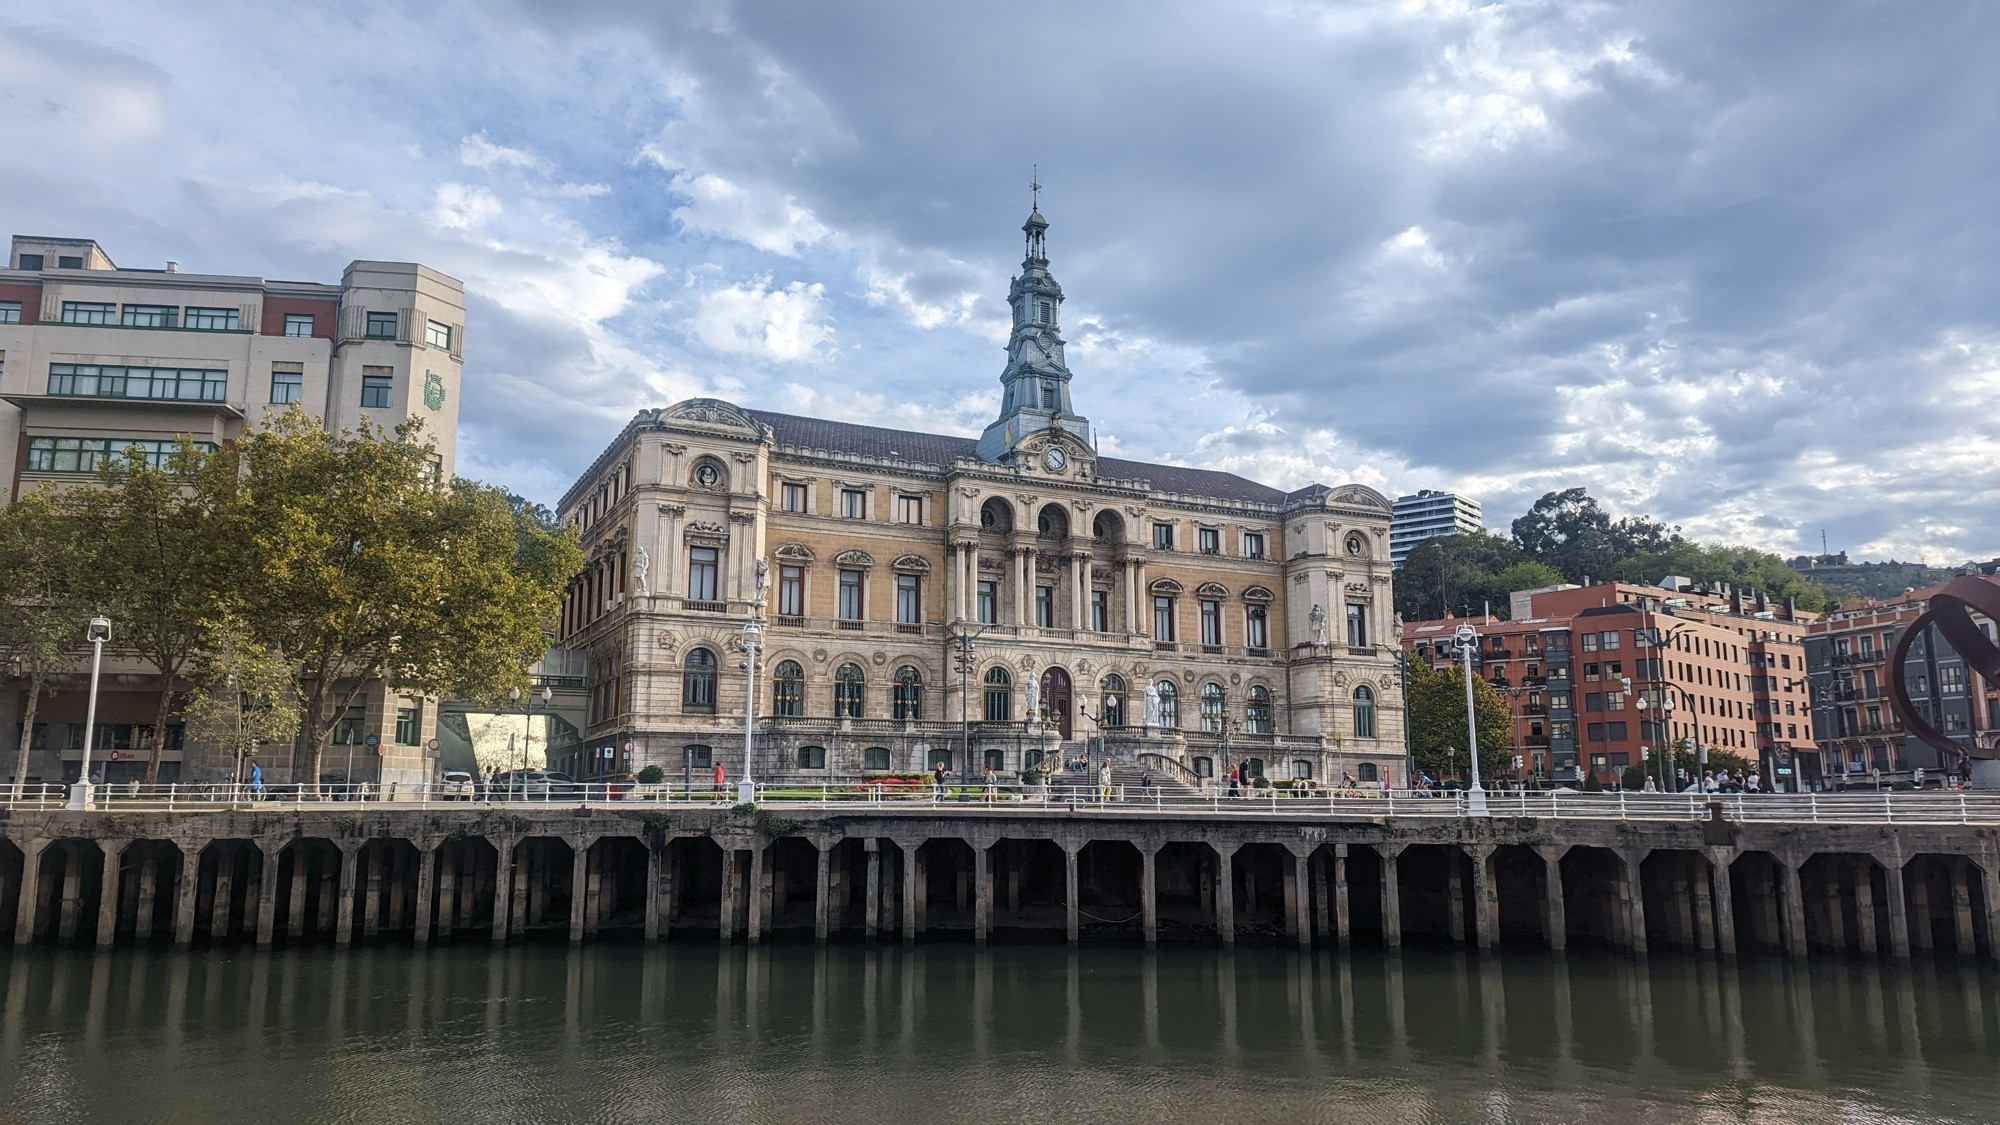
[0, 490, 90, 796]
[1404, 651, 1512, 783]
[181, 612, 303, 784]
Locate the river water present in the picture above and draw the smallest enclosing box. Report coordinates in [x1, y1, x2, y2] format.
[1, 945, 1996, 1124]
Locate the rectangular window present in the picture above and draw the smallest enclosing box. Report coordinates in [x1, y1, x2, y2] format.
[1586, 693, 1604, 712]
[60, 301, 115, 325]
[1200, 599, 1222, 645]
[1580, 633, 1599, 652]
[57, 256, 82, 269]
[360, 371, 393, 408]
[47, 363, 227, 402]
[1153, 596, 1176, 641]
[0, 301, 18, 324]
[896, 574, 921, 624]
[426, 319, 452, 349]
[977, 581, 997, 624]
[838, 569, 864, 620]
[780, 482, 807, 512]
[1600, 630, 1621, 650]
[270, 365, 303, 404]
[1152, 522, 1174, 550]
[897, 494, 923, 524]
[395, 705, 420, 746]
[1040, 384, 1057, 409]
[1606, 722, 1627, 741]
[778, 565, 805, 616]
[688, 547, 719, 602]
[25, 436, 214, 473]
[1346, 604, 1367, 647]
[183, 307, 239, 331]
[365, 311, 398, 338]
[17, 254, 43, 270]
[1035, 585, 1054, 628]
[1246, 605, 1268, 649]
[1091, 590, 1109, 632]
[1587, 722, 1606, 741]
[283, 312, 315, 337]
[841, 489, 866, 519]
[120, 304, 177, 328]
[1242, 532, 1264, 559]
[1198, 528, 1220, 555]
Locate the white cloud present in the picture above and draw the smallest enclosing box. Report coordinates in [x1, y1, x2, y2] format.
[459, 132, 546, 171]
[432, 182, 504, 230]
[659, 169, 829, 257]
[687, 277, 834, 362]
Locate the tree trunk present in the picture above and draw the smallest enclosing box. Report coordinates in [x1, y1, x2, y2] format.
[11, 670, 43, 800]
[298, 690, 325, 790]
[145, 677, 175, 785]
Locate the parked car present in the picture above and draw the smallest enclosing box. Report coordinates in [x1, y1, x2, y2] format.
[493, 770, 578, 800]
[439, 769, 475, 800]
[318, 772, 357, 801]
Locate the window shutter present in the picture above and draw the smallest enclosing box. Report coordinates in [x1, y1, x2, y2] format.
[449, 322, 464, 360]
[397, 308, 417, 343]
[338, 304, 365, 341]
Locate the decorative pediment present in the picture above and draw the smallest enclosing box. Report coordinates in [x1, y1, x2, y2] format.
[1149, 577, 1183, 595]
[1194, 581, 1230, 599]
[1324, 484, 1392, 512]
[834, 549, 875, 569]
[890, 553, 931, 574]
[658, 397, 763, 437]
[773, 543, 816, 563]
[1242, 585, 1276, 603]
[685, 520, 728, 543]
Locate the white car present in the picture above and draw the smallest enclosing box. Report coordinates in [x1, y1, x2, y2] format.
[439, 769, 475, 800]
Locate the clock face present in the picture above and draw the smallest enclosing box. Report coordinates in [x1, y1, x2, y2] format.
[1042, 448, 1067, 471]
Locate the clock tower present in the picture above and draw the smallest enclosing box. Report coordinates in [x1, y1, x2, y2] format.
[976, 204, 1094, 463]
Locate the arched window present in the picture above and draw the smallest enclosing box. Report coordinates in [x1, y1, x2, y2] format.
[773, 660, 804, 717]
[1099, 674, 1126, 728]
[1155, 680, 1178, 728]
[1200, 682, 1225, 733]
[682, 648, 716, 713]
[1358, 762, 1379, 784]
[1246, 685, 1274, 734]
[893, 666, 923, 721]
[834, 663, 865, 719]
[796, 745, 827, 769]
[1293, 759, 1313, 780]
[863, 746, 891, 772]
[1352, 685, 1376, 739]
[1192, 755, 1214, 778]
[983, 748, 1006, 773]
[983, 666, 1012, 722]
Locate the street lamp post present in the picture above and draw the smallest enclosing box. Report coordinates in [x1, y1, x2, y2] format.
[1453, 623, 1487, 814]
[736, 561, 770, 806]
[947, 624, 988, 783]
[70, 615, 111, 810]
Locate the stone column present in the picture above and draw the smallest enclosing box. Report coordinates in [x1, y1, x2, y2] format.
[1284, 851, 1307, 950]
[1065, 844, 1081, 945]
[1709, 850, 1737, 957]
[1014, 549, 1032, 627]
[1124, 560, 1139, 634]
[1782, 860, 1809, 959]
[1141, 845, 1158, 946]
[1883, 859, 1911, 960]
[135, 855, 158, 941]
[1133, 561, 1149, 635]
[1691, 857, 1717, 953]
[864, 840, 880, 941]
[1446, 855, 1466, 945]
[1543, 850, 1567, 953]
[287, 850, 309, 940]
[747, 844, 770, 946]
[412, 844, 436, 946]
[331, 844, 358, 947]
[1073, 552, 1090, 631]
[902, 843, 919, 946]
[171, 844, 202, 948]
[12, 840, 45, 946]
[490, 839, 514, 944]
[360, 847, 381, 939]
[1981, 860, 2000, 964]
[568, 841, 589, 945]
[437, 848, 458, 939]
[815, 842, 833, 945]
[719, 849, 738, 944]
[1854, 859, 1878, 956]
[1380, 845, 1404, 948]
[1821, 870, 1846, 952]
[255, 843, 282, 949]
[58, 848, 84, 942]
[1622, 849, 1649, 956]
[1215, 845, 1235, 947]
[1333, 845, 1352, 948]
[973, 843, 989, 946]
[1909, 866, 1933, 952]
[95, 841, 124, 950]
[644, 843, 662, 942]
[1951, 859, 1976, 955]
[1471, 845, 1497, 952]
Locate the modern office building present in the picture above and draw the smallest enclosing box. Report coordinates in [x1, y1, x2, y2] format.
[553, 208, 1410, 788]
[1390, 489, 1482, 566]
[0, 235, 466, 786]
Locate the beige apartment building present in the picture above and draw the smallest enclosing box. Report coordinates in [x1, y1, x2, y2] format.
[553, 209, 1409, 789]
[0, 235, 466, 787]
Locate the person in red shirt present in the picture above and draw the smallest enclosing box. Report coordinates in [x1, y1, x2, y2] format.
[712, 761, 726, 801]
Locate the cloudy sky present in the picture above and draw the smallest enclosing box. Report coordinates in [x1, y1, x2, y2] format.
[5, 1, 1997, 561]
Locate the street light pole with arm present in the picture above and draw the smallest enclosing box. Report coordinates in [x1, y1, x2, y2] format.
[1453, 623, 1487, 813]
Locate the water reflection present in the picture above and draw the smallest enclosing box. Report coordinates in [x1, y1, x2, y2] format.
[0, 945, 1997, 1123]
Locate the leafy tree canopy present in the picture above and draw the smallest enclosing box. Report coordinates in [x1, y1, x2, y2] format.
[1404, 651, 1512, 783]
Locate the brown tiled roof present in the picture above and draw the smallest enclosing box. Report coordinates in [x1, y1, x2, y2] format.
[744, 407, 1288, 505]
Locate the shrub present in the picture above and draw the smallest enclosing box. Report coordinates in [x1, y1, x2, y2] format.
[636, 765, 665, 785]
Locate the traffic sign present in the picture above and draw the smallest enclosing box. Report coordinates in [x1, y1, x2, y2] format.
[624, 741, 635, 754]
[365, 734, 380, 746]
[426, 738, 440, 751]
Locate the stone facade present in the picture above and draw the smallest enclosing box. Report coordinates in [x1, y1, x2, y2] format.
[554, 211, 1407, 788]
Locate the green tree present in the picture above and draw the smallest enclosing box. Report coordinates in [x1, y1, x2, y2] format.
[1393, 530, 1529, 621]
[181, 613, 303, 788]
[1404, 651, 1512, 783]
[233, 409, 582, 783]
[70, 442, 237, 783]
[0, 490, 91, 797]
[1510, 488, 1680, 584]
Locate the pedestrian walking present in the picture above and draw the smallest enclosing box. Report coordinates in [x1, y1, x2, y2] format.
[1140, 769, 1154, 797]
[933, 761, 949, 801]
[250, 762, 264, 801]
[1226, 765, 1240, 799]
[983, 765, 998, 803]
[712, 761, 727, 801]
[1098, 759, 1114, 802]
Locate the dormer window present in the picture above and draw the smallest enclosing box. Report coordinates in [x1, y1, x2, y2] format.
[1036, 300, 1052, 324]
[1041, 383, 1057, 409]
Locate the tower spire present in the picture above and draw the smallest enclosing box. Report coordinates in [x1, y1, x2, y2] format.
[977, 198, 1090, 463]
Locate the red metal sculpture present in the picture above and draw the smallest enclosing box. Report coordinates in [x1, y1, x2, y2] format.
[1886, 576, 2000, 765]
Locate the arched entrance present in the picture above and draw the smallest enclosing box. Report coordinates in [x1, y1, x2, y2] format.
[1040, 667, 1073, 739]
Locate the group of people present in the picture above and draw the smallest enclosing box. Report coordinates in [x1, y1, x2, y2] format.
[1637, 769, 1762, 794]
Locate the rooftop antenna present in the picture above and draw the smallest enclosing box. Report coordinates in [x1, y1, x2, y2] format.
[1030, 165, 1041, 211]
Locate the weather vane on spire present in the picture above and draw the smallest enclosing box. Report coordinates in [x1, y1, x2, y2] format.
[1030, 165, 1041, 211]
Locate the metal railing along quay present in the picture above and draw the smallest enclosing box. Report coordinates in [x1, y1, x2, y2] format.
[9, 781, 2000, 825]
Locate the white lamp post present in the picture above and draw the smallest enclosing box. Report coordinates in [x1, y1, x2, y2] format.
[70, 615, 111, 810]
[738, 560, 770, 806]
[1453, 623, 1487, 815]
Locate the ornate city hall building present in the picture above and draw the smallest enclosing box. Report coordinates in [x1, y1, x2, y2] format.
[555, 209, 1406, 788]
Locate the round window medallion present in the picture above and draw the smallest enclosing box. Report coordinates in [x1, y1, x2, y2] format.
[694, 464, 719, 488]
[1346, 532, 1366, 556]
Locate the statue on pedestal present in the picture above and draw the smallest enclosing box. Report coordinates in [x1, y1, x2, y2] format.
[1142, 680, 1161, 728]
[1309, 603, 1327, 645]
[631, 546, 650, 595]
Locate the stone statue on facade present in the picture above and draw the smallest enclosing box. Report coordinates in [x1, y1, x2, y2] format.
[631, 546, 650, 595]
[1142, 680, 1161, 728]
[1025, 677, 1040, 724]
[1309, 603, 1327, 645]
